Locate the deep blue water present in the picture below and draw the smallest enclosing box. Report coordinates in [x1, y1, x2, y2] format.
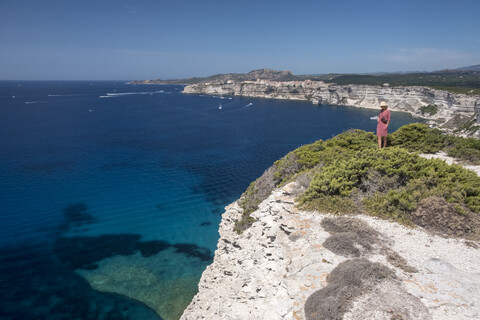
[0, 81, 416, 319]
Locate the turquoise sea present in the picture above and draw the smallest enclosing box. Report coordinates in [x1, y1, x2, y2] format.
[0, 81, 417, 319]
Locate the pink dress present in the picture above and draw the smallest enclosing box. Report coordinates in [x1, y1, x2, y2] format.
[376, 109, 390, 137]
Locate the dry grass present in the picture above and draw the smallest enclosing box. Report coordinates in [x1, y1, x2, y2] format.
[304, 258, 395, 320]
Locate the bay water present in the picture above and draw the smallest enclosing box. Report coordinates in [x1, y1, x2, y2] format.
[0, 81, 416, 319]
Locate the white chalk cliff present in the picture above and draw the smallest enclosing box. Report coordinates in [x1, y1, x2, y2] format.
[180, 81, 480, 319]
[183, 80, 480, 137]
[180, 181, 480, 320]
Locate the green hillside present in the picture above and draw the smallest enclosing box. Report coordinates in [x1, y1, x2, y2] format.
[315, 71, 480, 95]
[131, 66, 480, 95]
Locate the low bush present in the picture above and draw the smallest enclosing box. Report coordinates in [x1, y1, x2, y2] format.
[420, 104, 438, 116]
[389, 123, 445, 153]
[300, 147, 480, 225]
[389, 123, 480, 164]
[445, 135, 480, 164]
[235, 124, 480, 233]
[234, 130, 376, 232]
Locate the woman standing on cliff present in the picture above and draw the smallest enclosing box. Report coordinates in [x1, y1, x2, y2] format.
[377, 101, 390, 149]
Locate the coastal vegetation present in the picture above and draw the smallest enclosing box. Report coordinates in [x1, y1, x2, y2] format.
[419, 104, 438, 116]
[317, 71, 480, 95]
[132, 66, 480, 95]
[235, 123, 480, 239]
[389, 123, 480, 163]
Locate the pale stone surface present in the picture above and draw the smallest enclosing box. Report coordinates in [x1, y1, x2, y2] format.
[420, 151, 480, 176]
[183, 80, 480, 137]
[181, 182, 480, 320]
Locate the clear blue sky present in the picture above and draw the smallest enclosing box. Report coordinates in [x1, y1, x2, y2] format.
[1, 0, 479, 80]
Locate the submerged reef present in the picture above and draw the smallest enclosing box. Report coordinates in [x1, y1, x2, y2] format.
[0, 243, 163, 320]
[54, 228, 212, 320]
[0, 200, 214, 320]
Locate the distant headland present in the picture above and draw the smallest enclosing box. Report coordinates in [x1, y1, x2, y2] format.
[130, 66, 480, 137]
[129, 65, 480, 95]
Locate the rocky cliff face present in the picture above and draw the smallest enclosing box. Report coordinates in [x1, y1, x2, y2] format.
[183, 80, 480, 137]
[180, 182, 480, 320]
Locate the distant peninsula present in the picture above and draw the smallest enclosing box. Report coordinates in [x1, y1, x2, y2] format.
[130, 66, 480, 137]
[128, 68, 298, 85]
[129, 65, 480, 95]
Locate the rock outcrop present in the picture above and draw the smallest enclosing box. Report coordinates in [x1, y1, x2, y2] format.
[181, 182, 480, 320]
[183, 80, 480, 137]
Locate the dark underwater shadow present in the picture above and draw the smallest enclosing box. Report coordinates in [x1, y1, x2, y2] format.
[57, 202, 98, 234]
[0, 200, 215, 320]
[54, 234, 213, 270]
[0, 244, 163, 320]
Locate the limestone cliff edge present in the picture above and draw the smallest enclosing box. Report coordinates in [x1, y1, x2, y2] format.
[183, 80, 480, 137]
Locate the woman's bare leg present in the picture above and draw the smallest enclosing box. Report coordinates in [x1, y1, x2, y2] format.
[378, 136, 382, 149]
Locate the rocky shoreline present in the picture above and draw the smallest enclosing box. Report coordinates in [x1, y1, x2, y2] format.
[180, 181, 480, 320]
[183, 80, 480, 137]
[177, 83, 480, 319]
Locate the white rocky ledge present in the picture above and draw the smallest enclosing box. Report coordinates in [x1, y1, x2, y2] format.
[181, 182, 480, 320]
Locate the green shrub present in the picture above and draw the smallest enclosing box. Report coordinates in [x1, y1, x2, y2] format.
[445, 135, 480, 164]
[273, 140, 326, 185]
[236, 124, 480, 232]
[325, 129, 377, 152]
[390, 122, 480, 163]
[420, 104, 438, 116]
[292, 140, 325, 168]
[302, 148, 424, 201]
[389, 123, 445, 153]
[300, 147, 480, 225]
[234, 129, 377, 232]
[362, 190, 417, 226]
[300, 196, 358, 215]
